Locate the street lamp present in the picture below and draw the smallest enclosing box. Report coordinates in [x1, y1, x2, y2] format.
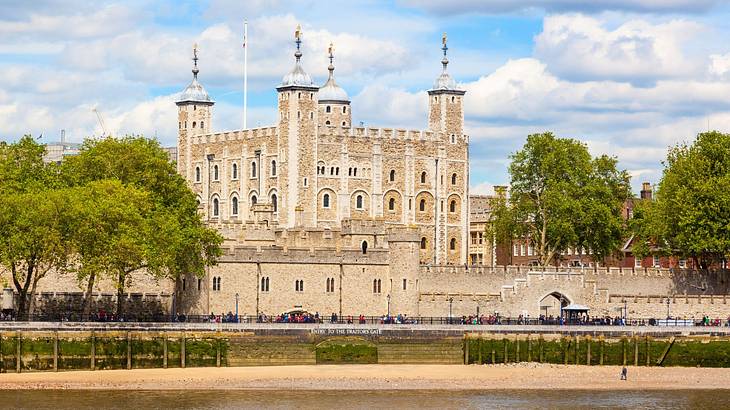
[235, 292, 239, 323]
[666, 297, 671, 319]
[386, 294, 391, 321]
[448, 297, 454, 324]
[559, 296, 564, 325]
[623, 299, 627, 324]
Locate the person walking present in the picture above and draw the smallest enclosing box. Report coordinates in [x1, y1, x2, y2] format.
[620, 366, 628, 380]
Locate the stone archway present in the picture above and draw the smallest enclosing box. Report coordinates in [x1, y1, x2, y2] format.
[539, 292, 571, 318]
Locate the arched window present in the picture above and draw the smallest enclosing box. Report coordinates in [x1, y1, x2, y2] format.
[342, 106, 347, 114]
[373, 279, 378, 293]
[325, 120, 331, 125]
[251, 195, 257, 205]
[377, 279, 381, 293]
[251, 162, 257, 178]
[192, 121, 197, 128]
[271, 194, 278, 213]
[261, 277, 265, 291]
[212, 197, 219, 217]
[420, 237, 427, 249]
[265, 277, 269, 291]
[232, 163, 238, 180]
[330, 167, 335, 175]
[335, 167, 339, 175]
[232, 197, 238, 216]
[450, 134, 455, 144]
[389, 170, 395, 182]
[353, 168, 357, 177]
[361, 240, 368, 254]
[450, 200, 456, 213]
[342, 121, 346, 127]
[271, 160, 277, 176]
[200, 121, 204, 129]
[388, 197, 395, 211]
[420, 171, 426, 183]
[323, 193, 330, 208]
[195, 167, 201, 182]
[451, 173, 457, 185]
[213, 165, 219, 181]
[326, 105, 331, 113]
[419, 199, 426, 212]
[356, 195, 363, 209]
[450, 238, 456, 251]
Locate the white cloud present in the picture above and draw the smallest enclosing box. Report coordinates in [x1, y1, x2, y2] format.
[710, 52, 730, 77]
[470, 182, 497, 196]
[351, 85, 427, 129]
[399, 0, 722, 14]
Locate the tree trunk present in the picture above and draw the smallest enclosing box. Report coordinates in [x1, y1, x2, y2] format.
[12, 263, 34, 321]
[82, 272, 96, 320]
[116, 271, 125, 319]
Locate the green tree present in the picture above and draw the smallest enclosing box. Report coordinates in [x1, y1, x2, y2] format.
[633, 131, 730, 268]
[489, 132, 631, 266]
[0, 136, 72, 319]
[63, 136, 222, 316]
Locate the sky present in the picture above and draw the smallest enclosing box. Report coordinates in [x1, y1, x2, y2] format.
[2, 0, 730, 195]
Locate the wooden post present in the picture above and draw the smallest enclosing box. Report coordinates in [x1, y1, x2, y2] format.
[90, 332, 96, 371]
[515, 339, 520, 363]
[586, 338, 591, 365]
[646, 337, 650, 366]
[599, 338, 604, 365]
[163, 334, 168, 369]
[503, 339, 508, 364]
[464, 337, 469, 365]
[574, 336, 579, 365]
[125, 332, 131, 370]
[16, 332, 21, 373]
[491, 349, 495, 364]
[53, 332, 58, 372]
[216, 338, 221, 368]
[181, 334, 186, 368]
[657, 337, 675, 366]
[527, 336, 532, 362]
[622, 338, 627, 366]
[539, 337, 544, 363]
[477, 338, 482, 365]
[563, 338, 569, 365]
[634, 337, 639, 366]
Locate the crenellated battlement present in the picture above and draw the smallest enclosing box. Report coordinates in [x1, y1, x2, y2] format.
[318, 126, 455, 142]
[191, 126, 279, 145]
[419, 265, 678, 276]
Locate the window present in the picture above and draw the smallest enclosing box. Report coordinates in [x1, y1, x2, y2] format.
[373, 279, 381, 294]
[295, 279, 304, 292]
[271, 160, 277, 176]
[679, 259, 687, 268]
[195, 167, 201, 182]
[261, 277, 270, 292]
[231, 197, 238, 216]
[419, 199, 426, 212]
[513, 244, 519, 257]
[197, 279, 201, 291]
[361, 241, 368, 254]
[232, 163, 238, 179]
[212, 277, 221, 291]
[342, 106, 347, 114]
[303, 177, 308, 187]
[326, 278, 335, 293]
[403, 279, 407, 290]
[409, 199, 412, 210]
[634, 257, 642, 268]
[389, 170, 395, 182]
[251, 162, 257, 178]
[192, 121, 196, 128]
[348, 168, 352, 176]
[388, 197, 395, 211]
[326, 105, 331, 113]
[335, 167, 339, 175]
[212, 197, 219, 217]
[182, 278, 186, 291]
[271, 194, 278, 213]
[450, 238, 456, 251]
[330, 167, 335, 175]
[653, 256, 660, 267]
[213, 165, 219, 181]
[353, 168, 357, 177]
[420, 172, 426, 183]
[451, 96, 455, 103]
[520, 244, 526, 256]
[326, 120, 331, 125]
[527, 244, 533, 256]
[450, 134, 455, 144]
[323, 193, 330, 208]
[201, 121, 204, 129]
[449, 200, 456, 213]
[356, 195, 363, 209]
[310, 112, 314, 120]
[420, 237, 427, 249]
[451, 173, 457, 185]
[342, 121, 346, 127]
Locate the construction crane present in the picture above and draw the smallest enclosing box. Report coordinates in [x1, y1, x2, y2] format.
[92, 107, 108, 137]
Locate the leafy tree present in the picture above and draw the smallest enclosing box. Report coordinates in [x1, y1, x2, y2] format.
[63, 136, 222, 316]
[633, 131, 730, 268]
[489, 132, 631, 266]
[0, 136, 72, 319]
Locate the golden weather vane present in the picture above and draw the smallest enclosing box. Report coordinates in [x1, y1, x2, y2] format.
[328, 42, 333, 55]
[295, 25, 302, 41]
[442, 32, 447, 46]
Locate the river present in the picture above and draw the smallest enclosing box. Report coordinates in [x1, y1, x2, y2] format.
[3, 389, 727, 409]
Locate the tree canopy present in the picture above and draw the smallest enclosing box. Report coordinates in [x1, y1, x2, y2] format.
[489, 132, 631, 266]
[631, 131, 730, 268]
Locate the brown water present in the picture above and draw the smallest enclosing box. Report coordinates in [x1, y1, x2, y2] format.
[3, 389, 728, 409]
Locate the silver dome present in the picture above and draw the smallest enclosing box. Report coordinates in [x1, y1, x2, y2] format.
[281, 61, 315, 87]
[433, 71, 457, 91]
[318, 73, 348, 102]
[178, 77, 212, 103]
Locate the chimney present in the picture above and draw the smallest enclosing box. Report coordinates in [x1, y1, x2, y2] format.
[640, 182, 652, 200]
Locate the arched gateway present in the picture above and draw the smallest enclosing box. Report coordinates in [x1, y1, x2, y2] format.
[539, 292, 571, 318]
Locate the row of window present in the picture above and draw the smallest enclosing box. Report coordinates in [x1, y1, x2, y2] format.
[179, 120, 205, 130]
[324, 105, 347, 114]
[195, 161, 277, 183]
[187, 275, 415, 294]
[321, 194, 459, 213]
[210, 193, 277, 217]
[419, 237, 458, 251]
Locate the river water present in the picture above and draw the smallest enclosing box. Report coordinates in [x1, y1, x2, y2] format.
[3, 389, 727, 409]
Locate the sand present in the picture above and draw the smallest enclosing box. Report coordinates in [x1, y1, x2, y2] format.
[1, 363, 728, 390]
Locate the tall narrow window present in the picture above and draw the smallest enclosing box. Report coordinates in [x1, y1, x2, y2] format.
[353, 168, 357, 177]
[323, 193, 330, 208]
[261, 277, 266, 292]
[450, 238, 457, 251]
[356, 195, 363, 209]
[326, 105, 331, 113]
[388, 197, 395, 211]
[377, 279, 381, 293]
[232, 163, 238, 179]
[419, 199, 426, 212]
[450, 200, 456, 213]
[361, 241, 368, 254]
[251, 161, 257, 178]
[420, 237, 427, 249]
[271, 160, 277, 176]
[451, 173, 457, 185]
[420, 171, 426, 183]
[231, 197, 238, 216]
[271, 194, 278, 213]
[373, 279, 378, 293]
[212, 198, 219, 217]
[389, 170, 395, 181]
[213, 165, 219, 181]
[251, 195, 257, 205]
[403, 279, 407, 290]
[342, 106, 347, 113]
[195, 167, 201, 182]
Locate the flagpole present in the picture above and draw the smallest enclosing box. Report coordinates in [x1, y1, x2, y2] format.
[243, 19, 248, 130]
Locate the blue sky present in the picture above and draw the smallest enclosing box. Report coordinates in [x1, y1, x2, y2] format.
[2, 1, 730, 194]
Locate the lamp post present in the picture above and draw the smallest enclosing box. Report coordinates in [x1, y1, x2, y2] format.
[448, 297, 454, 325]
[666, 297, 670, 319]
[559, 296, 564, 325]
[235, 292, 239, 323]
[386, 294, 391, 321]
[623, 299, 627, 324]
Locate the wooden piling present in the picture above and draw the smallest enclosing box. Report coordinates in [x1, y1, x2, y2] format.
[646, 337, 650, 366]
[163, 334, 168, 369]
[126, 332, 132, 370]
[527, 336, 532, 362]
[477, 338, 482, 364]
[53, 332, 58, 372]
[622, 338, 627, 366]
[181, 334, 186, 368]
[539, 337, 544, 363]
[634, 337, 639, 366]
[503, 339, 508, 364]
[16, 332, 21, 373]
[90, 332, 95, 371]
[464, 337, 469, 364]
[491, 349, 495, 364]
[599, 338, 604, 365]
[587, 339, 591, 365]
[0, 331, 4, 373]
[216, 338, 221, 368]
[516, 338, 520, 362]
[574, 336, 579, 365]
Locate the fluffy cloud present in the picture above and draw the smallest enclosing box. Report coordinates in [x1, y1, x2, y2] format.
[399, 0, 722, 14]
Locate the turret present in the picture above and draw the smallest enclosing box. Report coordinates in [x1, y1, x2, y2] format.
[318, 43, 351, 128]
[427, 33, 465, 141]
[176, 44, 214, 181]
[276, 25, 319, 227]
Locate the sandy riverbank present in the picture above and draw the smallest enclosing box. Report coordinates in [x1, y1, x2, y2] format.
[1, 364, 729, 391]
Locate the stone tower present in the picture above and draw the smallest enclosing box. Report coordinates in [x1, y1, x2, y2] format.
[176, 44, 214, 182]
[276, 26, 319, 227]
[317, 43, 351, 128]
[427, 33, 465, 140]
